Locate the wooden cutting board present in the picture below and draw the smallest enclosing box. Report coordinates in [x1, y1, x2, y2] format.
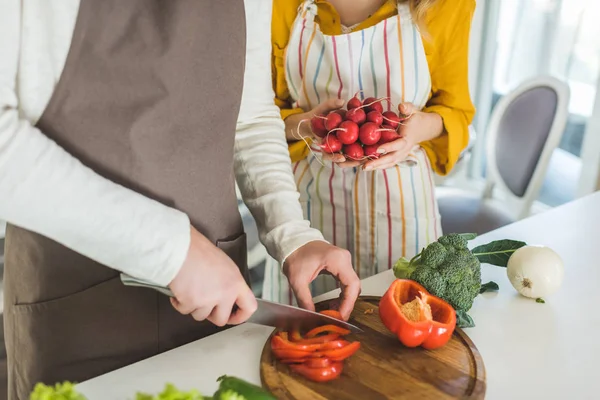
[260, 296, 486, 400]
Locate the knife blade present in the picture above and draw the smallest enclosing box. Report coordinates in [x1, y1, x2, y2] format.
[120, 274, 362, 333]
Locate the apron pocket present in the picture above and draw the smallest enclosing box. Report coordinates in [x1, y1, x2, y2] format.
[9, 276, 158, 392]
[216, 232, 249, 282]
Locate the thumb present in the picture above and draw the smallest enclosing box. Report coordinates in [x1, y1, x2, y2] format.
[314, 98, 345, 115]
[398, 102, 417, 116]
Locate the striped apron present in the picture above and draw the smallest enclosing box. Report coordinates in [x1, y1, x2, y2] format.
[262, 0, 442, 304]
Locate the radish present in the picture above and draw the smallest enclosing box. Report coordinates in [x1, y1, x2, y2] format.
[358, 122, 381, 145]
[336, 121, 359, 145]
[379, 129, 401, 144]
[382, 111, 401, 129]
[325, 112, 343, 131]
[363, 97, 384, 114]
[343, 142, 364, 161]
[310, 115, 328, 138]
[334, 109, 347, 119]
[320, 135, 343, 153]
[346, 108, 366, 125]
[364, 144, 380, 159]
[347, 97, 362, 110]
[366, 111, 384, 125]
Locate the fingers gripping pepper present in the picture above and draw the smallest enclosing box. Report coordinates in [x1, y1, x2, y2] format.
[379, 279, 456, 349]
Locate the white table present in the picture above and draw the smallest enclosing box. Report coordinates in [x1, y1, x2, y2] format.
[78, 192, 600, 399]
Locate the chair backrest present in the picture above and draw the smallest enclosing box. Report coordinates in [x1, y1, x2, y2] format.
[484, 76, 570, 219]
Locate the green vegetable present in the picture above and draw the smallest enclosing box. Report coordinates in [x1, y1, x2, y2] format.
[393, 233, 526, 328]
[456, 310, 475, 328]
[480, 281, 499, 293]
[471, 239, 527, 267]
[30, 382, 87, 400]
[29, 376, 273, 400]
[214, 376, 275, 400]
[536, 298, 545, 304]
[135, 383, 207, 400]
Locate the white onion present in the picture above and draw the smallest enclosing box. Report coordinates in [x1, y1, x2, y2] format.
[506, 245, 564, 299]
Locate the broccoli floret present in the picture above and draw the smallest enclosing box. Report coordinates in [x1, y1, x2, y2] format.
[438, 233, 469, 250]
[411, 267, 447, 299]
[445, 279, 481, 311]
[420, 242, 447, 268]
[393, 233, 482, 315]
[440, 263, 471, 285]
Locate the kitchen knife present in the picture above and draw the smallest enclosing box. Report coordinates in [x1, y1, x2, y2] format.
[120, 274, 362, 333]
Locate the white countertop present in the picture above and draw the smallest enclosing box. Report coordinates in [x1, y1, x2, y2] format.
[78, 192, 600, 399]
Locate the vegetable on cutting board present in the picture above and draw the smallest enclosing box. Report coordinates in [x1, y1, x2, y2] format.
[506, 245, 564, 300]
[379, 279, 456, 350]
[269, 310, 361, 383]
[29, 375, 276, 400]
[393, 233, 527, 328]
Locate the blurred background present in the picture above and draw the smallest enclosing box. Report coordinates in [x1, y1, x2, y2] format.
[237, 0, 600, 297]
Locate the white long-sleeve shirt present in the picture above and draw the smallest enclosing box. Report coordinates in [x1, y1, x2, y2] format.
[0, 0, 324, 286]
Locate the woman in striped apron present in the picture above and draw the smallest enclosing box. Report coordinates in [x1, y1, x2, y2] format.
[263, 0, 476, 304]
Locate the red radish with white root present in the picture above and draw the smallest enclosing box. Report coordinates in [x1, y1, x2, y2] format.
[359, 122, 382, 146]
[364, 144, 381, 159]
[325, 112, 343, 131]
[343, 142, 364, 161]
[320, 135, 343, 153]
[346, 108, 367, 125]
[299, 96, 412, 163]
[363, 97, 384, 114]
[335, 121, 359, 145]
[310, 115, 328, 138]
[347, 97, 361, 110]
[366, 111, 384, 125]
[382, 111, 401, 129]
[379, 128, 402, 144]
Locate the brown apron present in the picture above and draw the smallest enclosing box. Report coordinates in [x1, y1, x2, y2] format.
[3, 1, 249, 398]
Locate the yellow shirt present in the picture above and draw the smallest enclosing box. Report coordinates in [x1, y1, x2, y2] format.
[272, 0, 476, 175]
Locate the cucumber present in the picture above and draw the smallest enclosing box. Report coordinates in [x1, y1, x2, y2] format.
[213, 376, 276, 400]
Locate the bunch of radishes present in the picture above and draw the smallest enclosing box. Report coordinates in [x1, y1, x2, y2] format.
[309, 96, 407, 161]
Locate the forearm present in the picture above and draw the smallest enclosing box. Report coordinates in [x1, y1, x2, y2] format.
[0, 111, 190, 286]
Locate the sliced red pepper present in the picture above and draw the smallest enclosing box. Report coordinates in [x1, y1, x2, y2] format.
[311, 341, 361, 361]
[271, 335, 323, 352]
[271, 348, 312, 360]
[292, 333, 341, 345]
[378, 279, 456, 350]
[290, 361, 344, 382]
[305, 357, 331, 368]
[305, 325, 350, 338]
[319, 339, 350, 350]
[289, 328, 303, 342]
[280, 358, 308, 364]
[319, 310, 343, 320]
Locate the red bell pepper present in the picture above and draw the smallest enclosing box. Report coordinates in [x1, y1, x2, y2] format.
[271, 335, 325, 352]
[305, 325, 350, 338]
[289, 361, 344, 382]
[272, 348, 312, 360]
[379, 279, 456, 350]
[319, 310, 343, 320]
[311, 341, 360, 361]
[270, 309, 361, 383]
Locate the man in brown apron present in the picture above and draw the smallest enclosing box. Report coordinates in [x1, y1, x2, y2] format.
[3, 1, 253, 398]
[1, 1, 361, 398]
